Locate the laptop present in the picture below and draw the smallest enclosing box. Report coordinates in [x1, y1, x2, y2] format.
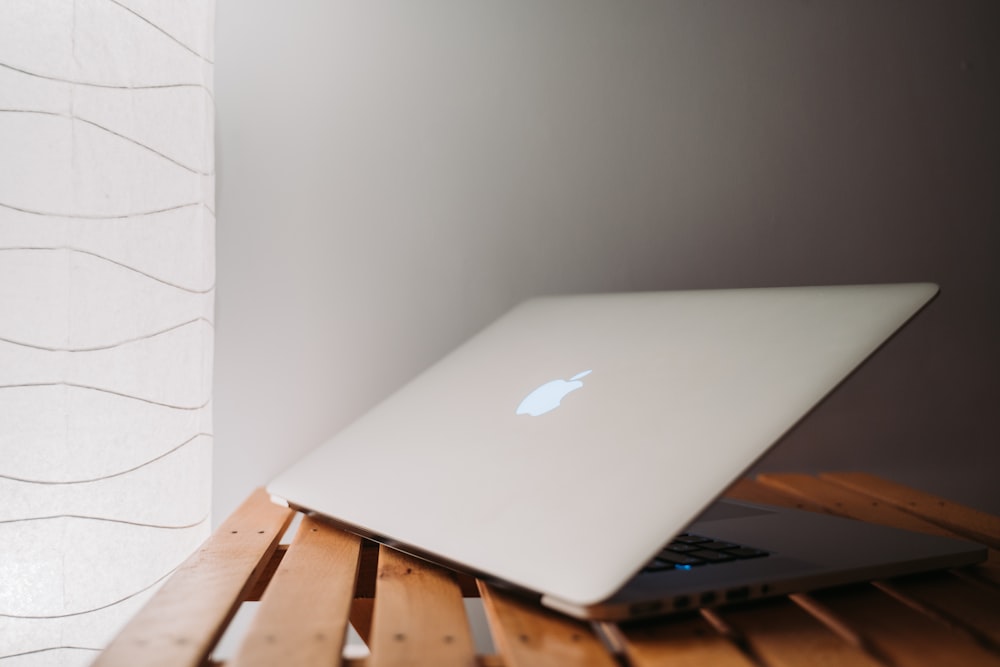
[268, 283, 985, 620]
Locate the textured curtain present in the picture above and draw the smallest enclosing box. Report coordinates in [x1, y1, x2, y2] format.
[0, 1, 215, 664]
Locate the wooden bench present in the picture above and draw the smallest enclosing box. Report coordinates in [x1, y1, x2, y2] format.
[94, 473, 1000, 666]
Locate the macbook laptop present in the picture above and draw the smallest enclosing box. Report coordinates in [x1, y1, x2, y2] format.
[268, 283, 985, 620]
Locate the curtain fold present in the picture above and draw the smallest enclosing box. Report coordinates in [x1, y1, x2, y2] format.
[0, 1, 215, 664]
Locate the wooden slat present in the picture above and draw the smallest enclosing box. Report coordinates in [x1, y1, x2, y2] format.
[615, 612, 756, 667]
[873, 574, 1000, 652]
[821, 472, 1000, 549]
[353, 541, 480, 600]
[723, 477, 830, 514]
[368, 546, 477, 667]
[479, 583, 617, 667]
[756, 473, 959, 537]
[228, 516, 362, 667]
[716, 598, 883, 667]
[806, 585, 1000, 667]
[93, 488, 293, 667]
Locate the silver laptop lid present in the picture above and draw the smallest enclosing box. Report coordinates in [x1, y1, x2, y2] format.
[268, 283, 938, 606]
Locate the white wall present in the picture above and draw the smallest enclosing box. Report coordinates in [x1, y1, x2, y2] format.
[213, 0, 1000, 524]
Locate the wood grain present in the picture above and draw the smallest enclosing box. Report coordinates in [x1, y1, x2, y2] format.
[756, 473, 959, 538]
[716, 598, 883, 667]
[479, 582, 617, 667]
[93, 488, 293, 667]
[228, 516, 362, 667]
[368, 546, 477, 667]
[616, 611, 756, 667]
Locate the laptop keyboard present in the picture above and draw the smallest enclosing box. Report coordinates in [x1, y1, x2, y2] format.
[643, 533, 769, 572]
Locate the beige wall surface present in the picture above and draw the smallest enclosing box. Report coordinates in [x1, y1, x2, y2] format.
[213, 0, 999, 524]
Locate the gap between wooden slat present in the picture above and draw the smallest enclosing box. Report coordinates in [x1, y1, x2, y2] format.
[244, 544, 288, 602]
[788, 593, 895, 666]
[698, 608, 769, 667]
[354, 540, 381, 598]
[350, 598, 375, 646]
[951, 567, 1000, 593]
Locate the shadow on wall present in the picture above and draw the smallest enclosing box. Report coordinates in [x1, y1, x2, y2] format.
[213, 0, 1000, 524]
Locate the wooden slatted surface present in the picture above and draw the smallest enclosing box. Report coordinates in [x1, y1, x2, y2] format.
[711, 597, 884, 667]
[615, 610, 756, 667]
[94, 488, 294, 667]
[96, 475, 1000, 666]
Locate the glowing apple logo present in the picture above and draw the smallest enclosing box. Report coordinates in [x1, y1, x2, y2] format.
[516, 370, 592, 416]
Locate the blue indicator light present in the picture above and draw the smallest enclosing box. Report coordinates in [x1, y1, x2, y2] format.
[675, 564, 692, 570]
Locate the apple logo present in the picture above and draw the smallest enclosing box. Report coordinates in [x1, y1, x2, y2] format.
[516, 370, 592, 416]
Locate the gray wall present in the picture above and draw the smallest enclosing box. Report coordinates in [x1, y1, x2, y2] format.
[214, 0, 999, 525]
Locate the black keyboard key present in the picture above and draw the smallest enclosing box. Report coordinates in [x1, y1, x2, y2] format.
[698, 540, 737, 550]
[726, 547, 769, 559]
[656, 551, 706, 566]
[643, 560, 675, 572]
[643, 535, 769, 575]
[689, 549, 736, 562]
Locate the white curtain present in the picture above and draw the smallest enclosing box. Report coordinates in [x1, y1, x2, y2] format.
[0, 1, 215, 664]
